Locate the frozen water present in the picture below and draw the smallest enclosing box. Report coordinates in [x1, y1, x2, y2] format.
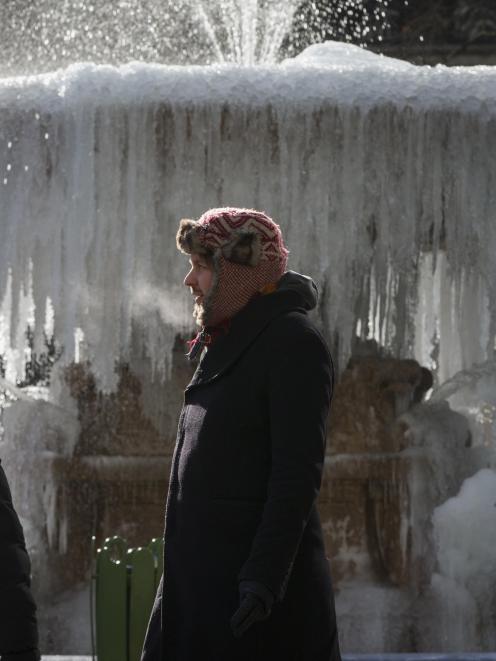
[1, 42, 496, 108]
[414, 254, 492, 386]
[284, 40, 414, 70]
[431, 360, 496, 456]
[331, 373, 494, 652]
[388, 363, 496, 652]
[398, 400, 472, 575]
[404, 362, 496, 651]
[433, 469, 496, 592]
[0, 41, 495, 397]
[429, 469, 496, 651]
[0, 381, 79, 589]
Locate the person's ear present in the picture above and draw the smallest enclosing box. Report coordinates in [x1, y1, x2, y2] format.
[221, 229, 261, 266]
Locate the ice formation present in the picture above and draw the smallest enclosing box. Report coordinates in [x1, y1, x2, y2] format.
[332, 398, 477, 652]
[424, 359, 496, 650]
[0, 41, 495, 395]
[395, 362, 496, 652]
[431, 359, 496, 455]
[430, 469, 496, 650]
[0, 380, 79, 575]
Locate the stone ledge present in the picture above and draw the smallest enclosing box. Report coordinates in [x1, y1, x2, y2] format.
[42, 655, 496, 661]
[49, 454, 171, 482]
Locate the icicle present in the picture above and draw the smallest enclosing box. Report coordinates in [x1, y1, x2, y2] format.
[0, 43, 495, 398]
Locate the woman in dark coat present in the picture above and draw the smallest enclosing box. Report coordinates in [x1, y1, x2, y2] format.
[141, 208, 341, 661]
[0, 460, 40, 661]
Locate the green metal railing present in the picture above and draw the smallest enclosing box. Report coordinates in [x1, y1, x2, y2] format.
[90, 535, 164, 661]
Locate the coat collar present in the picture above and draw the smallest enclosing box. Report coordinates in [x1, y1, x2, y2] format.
[185, 285, 312, 391]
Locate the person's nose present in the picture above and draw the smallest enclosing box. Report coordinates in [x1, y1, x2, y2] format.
[184, 268, 196, 288]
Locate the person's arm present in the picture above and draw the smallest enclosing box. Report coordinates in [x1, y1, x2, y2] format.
[0, 463, 40, 661]
[237, 326, 333, 599]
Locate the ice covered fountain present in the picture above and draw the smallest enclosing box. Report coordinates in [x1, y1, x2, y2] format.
[1, 0, 496, 654]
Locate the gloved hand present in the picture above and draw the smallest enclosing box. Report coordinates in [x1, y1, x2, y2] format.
[230, 580, 274, 638]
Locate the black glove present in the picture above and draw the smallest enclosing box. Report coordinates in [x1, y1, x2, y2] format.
[230, 580, 274, 638]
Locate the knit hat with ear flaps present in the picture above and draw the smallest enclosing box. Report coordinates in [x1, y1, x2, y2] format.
[177, 207, 289, 327]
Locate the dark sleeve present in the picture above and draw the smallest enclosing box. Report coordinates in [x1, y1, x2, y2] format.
[238, 326, 333, 600]
[0, 462, 40, 658]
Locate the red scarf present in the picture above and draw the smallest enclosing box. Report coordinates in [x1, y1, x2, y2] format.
[186, 319, 231, 360]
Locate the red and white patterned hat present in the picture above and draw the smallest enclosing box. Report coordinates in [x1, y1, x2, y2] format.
[177, 207, 289, 327]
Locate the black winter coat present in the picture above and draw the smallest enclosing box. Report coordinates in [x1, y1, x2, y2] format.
[142, 271, 341, 661]
[0, 460, 39, 661]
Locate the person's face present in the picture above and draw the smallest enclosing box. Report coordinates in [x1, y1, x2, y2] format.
[184, 253, 214, 308]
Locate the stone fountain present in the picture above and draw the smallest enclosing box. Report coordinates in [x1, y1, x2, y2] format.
[0, 2, 495, 654]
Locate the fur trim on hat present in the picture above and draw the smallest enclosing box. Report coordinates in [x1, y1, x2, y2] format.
[221, 229, 261, 267]
[176, 218, 211, 257]
[178, 219, 261, 267]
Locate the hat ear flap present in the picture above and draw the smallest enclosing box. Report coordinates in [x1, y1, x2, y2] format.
[221, 229, 261, 266]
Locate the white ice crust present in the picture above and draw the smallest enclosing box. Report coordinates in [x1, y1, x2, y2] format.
[0, 40, 495, 395]
[284, 40, 415, 70]
[0, 41, 495, 110]
[430, 468, 496, 650]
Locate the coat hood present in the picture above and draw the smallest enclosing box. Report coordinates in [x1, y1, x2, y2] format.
[187, 269, 320, 390]
[276, 271, 318, 312]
